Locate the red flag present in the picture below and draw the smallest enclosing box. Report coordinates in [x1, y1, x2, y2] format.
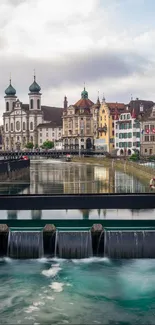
[152, 128, 155, 133]
[146, 129, 150, 134]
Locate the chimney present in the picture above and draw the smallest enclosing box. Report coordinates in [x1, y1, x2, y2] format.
[64, 96, 68, 110]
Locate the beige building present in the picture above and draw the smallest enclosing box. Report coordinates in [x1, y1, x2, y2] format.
[62, 88, 100, 150]
[140, 105, 155, 156]
[37, 123, 62, 147]
[3, 77, 62, 150]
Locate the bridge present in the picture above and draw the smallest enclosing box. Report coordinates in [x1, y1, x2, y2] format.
[0, 150, 110, 158]
[0, 193, 154, 210]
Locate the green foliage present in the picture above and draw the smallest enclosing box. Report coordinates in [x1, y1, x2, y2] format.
[148, 156, 155, 161]
[129, 153, 140, 161]
[34, 144, 38, 149]
[25, 142, 33, 149]
[42, 140, 54, 149]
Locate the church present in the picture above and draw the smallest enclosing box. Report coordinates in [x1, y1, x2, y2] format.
[3, 76, 62, 150]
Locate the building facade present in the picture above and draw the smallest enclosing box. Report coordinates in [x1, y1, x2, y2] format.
[114, 110, 141, 156]
[3, 77, 62, 150]
[98, 98, 125, 152]
[62, 88, 100, 150]
[37, 123, 62, 147]
[140, 105, 155, 156]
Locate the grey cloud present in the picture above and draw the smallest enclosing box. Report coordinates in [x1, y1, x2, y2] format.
[0, 36, 7, 50]
[7, 0, 27, 6]
[0, 49, 150, 99]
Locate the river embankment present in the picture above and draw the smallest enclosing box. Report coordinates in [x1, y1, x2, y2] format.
[72, 157, 155, 187]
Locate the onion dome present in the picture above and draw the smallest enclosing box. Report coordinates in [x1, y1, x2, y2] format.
[81, 86, 88, 99]
[5, 79, 16, 96]
[29, 75, 41, 93]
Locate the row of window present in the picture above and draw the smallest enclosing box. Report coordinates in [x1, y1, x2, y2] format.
[144, 135, 155, 142]
[116, 122, 140, 130]
[39, 128, 62, 132]
[120, 114, 131, 120]
[6, 136, 33, 143]
[116, 132, 140, 138]
[6, 121, 34, 132]
[116, 142, 140, 148]
[30, 99, 40, 110]
[6, 99, 40, 111]
[40, 132, 61, 138]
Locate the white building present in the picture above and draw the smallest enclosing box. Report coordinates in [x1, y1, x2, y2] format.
[3, 76, 62, 150]
[55, 139, 63, 150]
[114, 110, 141, 156]
[37, 123, 62, 147]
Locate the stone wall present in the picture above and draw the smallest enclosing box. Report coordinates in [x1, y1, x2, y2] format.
[0, 159, 30, 181]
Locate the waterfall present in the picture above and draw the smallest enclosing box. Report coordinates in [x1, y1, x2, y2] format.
[7, 231, 44, 259]
[55, 231, 93, 259]
[104, 231, 155, 258]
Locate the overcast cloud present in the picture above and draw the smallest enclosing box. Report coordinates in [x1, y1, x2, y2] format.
[0, 0, 155, 122]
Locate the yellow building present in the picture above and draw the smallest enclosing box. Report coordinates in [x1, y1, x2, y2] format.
[98, 98, 125, 152]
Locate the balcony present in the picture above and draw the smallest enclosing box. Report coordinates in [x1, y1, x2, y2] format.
[98, 126, 107, 132]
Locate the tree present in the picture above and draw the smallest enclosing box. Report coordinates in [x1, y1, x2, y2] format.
[25, 142, 34, 149]
[42, 140, 54, 149]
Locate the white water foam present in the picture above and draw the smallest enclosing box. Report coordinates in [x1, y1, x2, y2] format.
[49, 282, 64, 292]
[33, 301, 45, 307]
[0, 257, 13, 263]
[72, 257, 111, 264]
[25, 306, 39, 313]
[46, 296, 55, 300]
[42, 264, 62, 277]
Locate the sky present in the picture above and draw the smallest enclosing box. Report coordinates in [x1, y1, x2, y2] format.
[0, 0, 155, 121]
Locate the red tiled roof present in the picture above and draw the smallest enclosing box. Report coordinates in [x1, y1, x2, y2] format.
[107, 103, 126, 110]
[74, 98, 94, 108]
[106, 103, 125, 116]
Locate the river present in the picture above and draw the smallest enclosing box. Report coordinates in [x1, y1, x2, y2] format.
[0, 158, 154, 219]
[0, 159, 155, 324]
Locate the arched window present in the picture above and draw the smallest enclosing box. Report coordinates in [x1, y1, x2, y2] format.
[6, 102, 9, 111]
[37, 99, 40, 109]
[30, 99, 33, 109]
[23, 122, 26, 130]
[16, 121, 20, 131]
[30, 122, 33, 130]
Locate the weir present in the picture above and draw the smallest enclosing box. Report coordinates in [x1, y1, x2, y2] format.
[7, 229, 44, 259]
[1, 222, 155, 259]
[104, 230, 155, 259]
[55, 228, 93, 259]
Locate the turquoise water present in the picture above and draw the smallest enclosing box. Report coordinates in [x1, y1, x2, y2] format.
[0, 258, 155, 324]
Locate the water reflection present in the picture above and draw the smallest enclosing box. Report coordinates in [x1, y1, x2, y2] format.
[21, 159, 147, 195]
[5, 208, 155, 220]
[1, 159, 154, 220]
